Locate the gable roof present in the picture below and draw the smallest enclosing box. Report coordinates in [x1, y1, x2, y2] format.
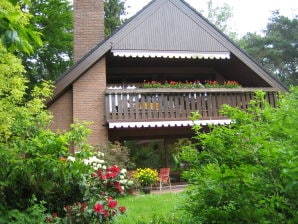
[49, 0, 287, 104]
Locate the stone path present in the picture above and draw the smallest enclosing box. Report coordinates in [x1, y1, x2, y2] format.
[151, 184, 187, 194]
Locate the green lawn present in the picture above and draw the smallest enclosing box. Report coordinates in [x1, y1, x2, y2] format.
[114, 192, 185, 224]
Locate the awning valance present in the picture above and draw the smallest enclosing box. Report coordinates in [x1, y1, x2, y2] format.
[108, 119, 231, 129]
[111, 50, 230, 59]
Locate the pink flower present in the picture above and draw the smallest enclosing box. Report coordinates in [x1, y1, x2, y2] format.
[94, 203, 104, 213]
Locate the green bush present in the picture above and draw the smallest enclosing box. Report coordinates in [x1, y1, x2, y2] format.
[0, 42, 93, 216]
[0, 123, 93, 215]
[0, 196, 48, 224]
[178, 89, 298, 223]
[95, 141, 135, 169]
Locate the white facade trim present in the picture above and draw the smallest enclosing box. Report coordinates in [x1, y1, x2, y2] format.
[112, 50, 230, 59]
[108, 119, 231, 129]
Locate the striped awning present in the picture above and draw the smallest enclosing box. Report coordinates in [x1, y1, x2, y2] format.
[111, 50, 230, 59]
[108, 119, 231, 129]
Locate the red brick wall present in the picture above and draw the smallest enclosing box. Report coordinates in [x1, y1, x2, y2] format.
[73, 0, 105, 62]
[48, 88, 73, 132]
[73, 57, 108, 145]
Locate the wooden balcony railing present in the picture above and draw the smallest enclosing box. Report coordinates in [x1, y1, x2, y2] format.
[105, 88, 278, 123]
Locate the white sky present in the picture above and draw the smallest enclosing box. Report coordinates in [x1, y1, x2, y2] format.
[124, 0, 298, 36]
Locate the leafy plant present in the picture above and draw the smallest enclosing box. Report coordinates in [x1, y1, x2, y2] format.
[179, 88, 298, 223]
[0, 196, 48, 224]
[133, 168, 159, 186]
[95, 141, 135, 169]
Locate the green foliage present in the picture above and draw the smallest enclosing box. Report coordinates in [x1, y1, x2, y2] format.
[20, 0, 73, 84]
[179, 89, 298, 223]
[0, 0, 42, 54]
[0, 34, 92, 215]
[95, 141, 135, 169]
[104, 0, 126, 36]
[200, 0, 237, 40]
[0, 196, 48, 224]
[239, 11, 298, 86]
[19, 0, 126, 85]
[125, 140, 163, 169]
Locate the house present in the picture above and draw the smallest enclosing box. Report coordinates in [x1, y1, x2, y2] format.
[48, 0, 286, 151]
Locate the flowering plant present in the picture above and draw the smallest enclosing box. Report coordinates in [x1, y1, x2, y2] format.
[204, 80, 220, 88]
[223, 80, 241, 88]
[143, 80, 203, 89]
[67, 153, 134, 197]
[47, 152, 130, 223]
[142, 80, 240, 88]
[87, 165, 133, 198]
[133, 168, 159, 186]
[60, 196, 126, 224]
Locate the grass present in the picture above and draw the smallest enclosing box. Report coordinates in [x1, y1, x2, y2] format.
[114, 192, 185, 224]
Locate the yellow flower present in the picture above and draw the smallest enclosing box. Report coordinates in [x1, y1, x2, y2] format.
[133, 168, 158, 186]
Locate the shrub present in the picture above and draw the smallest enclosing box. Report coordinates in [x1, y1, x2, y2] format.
[52, 153, 131, 223]
[133, 168, 159, 186]
[0, 122, 93, 215]
[178, 89, 298, 223]
[95, 141, 135, 169]
[0, 196, 48, 224]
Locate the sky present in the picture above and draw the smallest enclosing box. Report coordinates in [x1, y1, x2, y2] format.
[124, 0, 298, 36]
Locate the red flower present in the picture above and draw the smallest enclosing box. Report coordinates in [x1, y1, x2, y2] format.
[94, 203, 104, 213]
[114, 181, 124, 193]
[103, 210, 109, 218]
[80, 203, 87, 212]
[106, 172, 116, 179]
[107, 165, 120, 174]
[108, 199, 118, 209]
[52, 213, 57, 218]
[119, 206, 126, 213]
[65, 205, 72, 212]
[97, 170, 107, 180]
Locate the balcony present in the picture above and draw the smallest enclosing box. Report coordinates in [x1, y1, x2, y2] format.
[105, 88, 278, 127]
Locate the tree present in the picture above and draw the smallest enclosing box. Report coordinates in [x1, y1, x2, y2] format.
[104, 0, 126, 36]
[18, 0, 126, 84]
[200, 0, 237, 40]
[239, 11, 298, 86]
[178, 89, 298, 223]
[0, 0, 42, 54]
[20, 0, 73, 84]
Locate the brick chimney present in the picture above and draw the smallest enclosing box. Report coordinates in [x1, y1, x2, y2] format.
[73, 0, 105, 62]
